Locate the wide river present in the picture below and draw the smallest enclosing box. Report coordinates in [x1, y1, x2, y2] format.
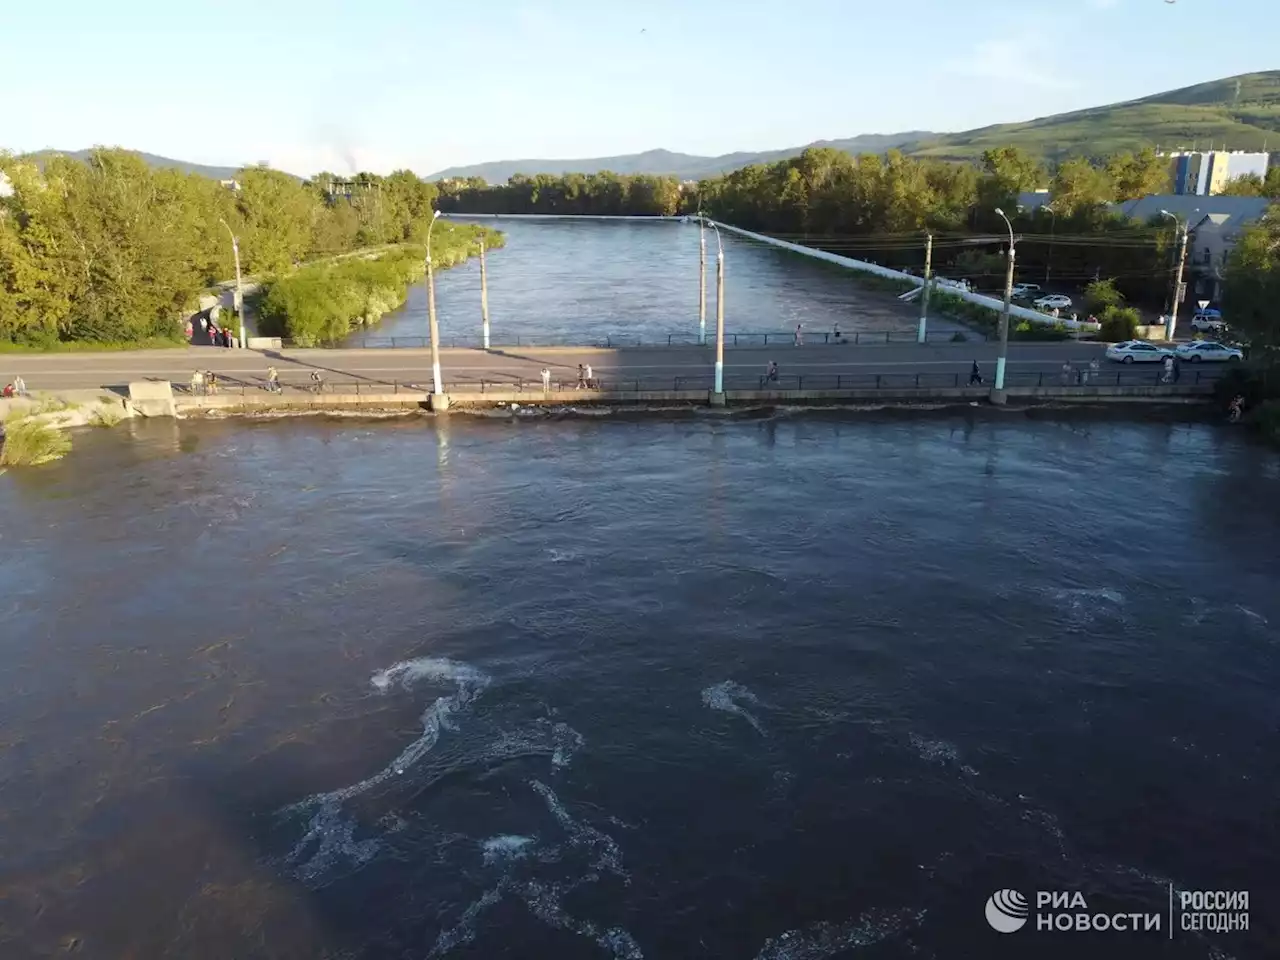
[363, 217, 962, 345]
[0, 409, 1277, 959]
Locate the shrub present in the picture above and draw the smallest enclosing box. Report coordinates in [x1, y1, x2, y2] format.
[1083, 279, 1125, 318]
[1212, 361, 1280, 409]
[89, 406, 124, 428]
[1098, 305, 1140, 342]
[0, 419, 72, 466]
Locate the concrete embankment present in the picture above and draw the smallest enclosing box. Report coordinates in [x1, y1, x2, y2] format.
[169, 382, 1215, 419]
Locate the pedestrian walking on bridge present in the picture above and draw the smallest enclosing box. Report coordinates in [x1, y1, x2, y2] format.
[541, 368, 551, 392]
[794, 324, 804, 347]
[968, 361, 984, 386]
[266, 366, 280, 393]
[765, 360, 779, 385]
[12, 375, 26, 398]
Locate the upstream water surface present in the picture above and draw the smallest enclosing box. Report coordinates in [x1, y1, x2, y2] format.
[0, 413, 1277, 959]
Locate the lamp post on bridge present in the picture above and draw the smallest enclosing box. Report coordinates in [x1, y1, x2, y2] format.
[478, 237, 491, 350]
[993, 207, 1017, 400]
[1043, 204, 1057, 287]
[706, 219, 725, 404]
[426, 210, 445, 407]
[217, 219, 246, 349]
[698, 213, 707, 346]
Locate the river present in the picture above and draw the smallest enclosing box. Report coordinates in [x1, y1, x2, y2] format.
[0, 411, 1276, 959]
[363, 217, 962, 345]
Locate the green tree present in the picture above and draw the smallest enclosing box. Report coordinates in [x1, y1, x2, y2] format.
[1219, 173, 1264, 197]
[234, 166, 320, 274]
[1222, 211, 1280, 351]
[1083, 278, 1125, 318]
[1105, 148, 1170, 201]
[1050, 157, 1115, 216]
[978, 145, 1044, 211]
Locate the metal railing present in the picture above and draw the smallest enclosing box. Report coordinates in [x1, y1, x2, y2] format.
[332, 329, 983, 350]
[174, 366, 1222, 399]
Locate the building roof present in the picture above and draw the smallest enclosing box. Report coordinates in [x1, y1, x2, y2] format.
[1016, 191, 1270, 232]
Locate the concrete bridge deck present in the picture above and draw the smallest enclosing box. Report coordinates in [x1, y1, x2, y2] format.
[1, 341, 1224, 396]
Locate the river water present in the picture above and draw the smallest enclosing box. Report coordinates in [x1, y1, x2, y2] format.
[0, 411, 1277, 960]
[365, 217, 960, 345]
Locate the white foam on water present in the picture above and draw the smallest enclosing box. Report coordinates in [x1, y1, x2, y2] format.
[1235, 604, 1269, 626]
[428, 882, 508, 958]
[752, 908, 927, 960]
[546, 548, 579, 563]
[481, 834, 536, 865]
[531, 779, 627, 880]
[280, 657, 492, 885]
[1045, 587, 1125, 626]
[518, 880, 645, 959]
[477, 720, 585, 770]
[909, 733, 976, 776]
[370, 657, 491, 697]
[701, 680, 766, 735]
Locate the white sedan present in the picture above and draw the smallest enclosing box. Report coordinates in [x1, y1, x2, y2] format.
[1174, 341, 1243, 362]
[1105, 341, 1173, 363]
[1033, 294, 1073, 311]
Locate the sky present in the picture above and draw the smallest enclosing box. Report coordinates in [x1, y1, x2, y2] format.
[2, 0, 1276, 177]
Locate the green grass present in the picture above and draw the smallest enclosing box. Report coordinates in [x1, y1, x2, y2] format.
[0, 337, 186, 353]
[905, 71, 1280, 163]
[0, 418, 72, 466]
[88, 406, 125, 427]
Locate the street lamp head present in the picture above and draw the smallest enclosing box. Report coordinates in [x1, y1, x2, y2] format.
[432, 210, 442, 220]
[994, 207, 1005, 217]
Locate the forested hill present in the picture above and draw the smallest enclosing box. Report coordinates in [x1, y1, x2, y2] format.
[431, 71, 1280, 181]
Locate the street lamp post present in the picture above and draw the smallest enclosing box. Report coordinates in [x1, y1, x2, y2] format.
[706, 219, 725, 402]
[478, 237, 491, 350]
[218, 219, 246, 349]
[698, 214, 707, 346]
[1043, 204, 1056, 287]
[994, 207, 1017, 397]
[426, 210, 445, 404]
[1160, 209, 1190, 341]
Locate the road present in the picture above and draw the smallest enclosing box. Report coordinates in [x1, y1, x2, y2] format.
[2, 341, 1182, 394]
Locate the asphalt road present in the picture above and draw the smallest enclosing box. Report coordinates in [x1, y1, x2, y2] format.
[4, 341, 1153, 393]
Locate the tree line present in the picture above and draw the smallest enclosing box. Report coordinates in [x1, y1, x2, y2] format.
[437, 172, 684, 217]
[0, 149, 451, 346]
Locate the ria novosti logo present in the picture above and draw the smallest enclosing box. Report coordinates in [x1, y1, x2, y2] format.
[985, 890, 1030, 933]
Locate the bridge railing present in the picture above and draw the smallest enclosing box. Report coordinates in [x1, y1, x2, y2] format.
[326, 329, 983, 350]
[174, 366, 1222, 398]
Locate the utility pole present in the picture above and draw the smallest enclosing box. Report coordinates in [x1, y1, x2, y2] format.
[917, 233, 933, 344]
[1044, 204, 1056, 287]
[1169, 223, 1189, 341]
[219, 219, 246, 349]
[426, 210, 445, 407]
[479, 238, 491, 350]
[698, 218, 707, 345]
[994, 208, 1016, 399]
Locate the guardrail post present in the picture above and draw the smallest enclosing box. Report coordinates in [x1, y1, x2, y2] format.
[915, 372, 920, 388]
[855, 332, 861, 345]
[875, 374, 881, 389]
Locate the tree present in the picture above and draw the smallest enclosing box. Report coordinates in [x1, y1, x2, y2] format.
[1083, 278, 1125, 318]
[1105, 148, 1170, 201]
[978, 146, 1044, 212]
[1222, 212, 1280, 351]
[1219, 173, 1264, 197]
[234, 166, 320, 275]
[1050, 157, 1115, 216]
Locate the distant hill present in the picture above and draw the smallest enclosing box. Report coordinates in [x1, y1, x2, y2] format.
[907, 71, 1280, 162]
[429, 71, 1280, 182]
[20, 149, 246, 181]
[428, 135, 935, 182]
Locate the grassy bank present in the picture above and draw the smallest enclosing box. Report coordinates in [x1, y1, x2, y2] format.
[257, 223, 503, 346]
[0, 416, 72, 466]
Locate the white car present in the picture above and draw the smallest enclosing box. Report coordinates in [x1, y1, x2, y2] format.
[1174, 341, 1243, 362]
[1033, 294, 1073, 311]
[1190, 311, 1225, 332]
[1105, 341, 1173, 364]
[1012, 283, 1041, 300]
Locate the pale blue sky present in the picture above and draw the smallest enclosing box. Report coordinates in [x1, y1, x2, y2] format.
[3, 0, 1275, 176]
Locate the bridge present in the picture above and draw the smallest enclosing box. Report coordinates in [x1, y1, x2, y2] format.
[3, 340, 1223, 413]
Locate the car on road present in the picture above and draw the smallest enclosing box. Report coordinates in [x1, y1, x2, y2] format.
[1191, 309, 1225, 332]
[1105, 341, 1173, 364]
[1033, 294, 1073, 311]
[1012, 283, 1041, 300]
[1174, 341, 1243, 362]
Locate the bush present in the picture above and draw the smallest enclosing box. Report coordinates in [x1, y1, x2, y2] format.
[1098, 305, 1140, 342]
[1083, 279, 1125, 318]
[0, 419, 72, 466]
[1212, 361, 1280, 409]
[1255, 400, 1280, 442]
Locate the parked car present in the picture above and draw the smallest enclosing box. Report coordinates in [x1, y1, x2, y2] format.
[1174, 341, 1243, 362]
[1191, 309, 1225, 332]
[1105, 341, 1173, 364]
[1012, 283, 1041, 300]
[1033, 294, 1073, 311]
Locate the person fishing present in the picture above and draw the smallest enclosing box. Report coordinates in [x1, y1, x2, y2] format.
[1228, 395, 1244, 423]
